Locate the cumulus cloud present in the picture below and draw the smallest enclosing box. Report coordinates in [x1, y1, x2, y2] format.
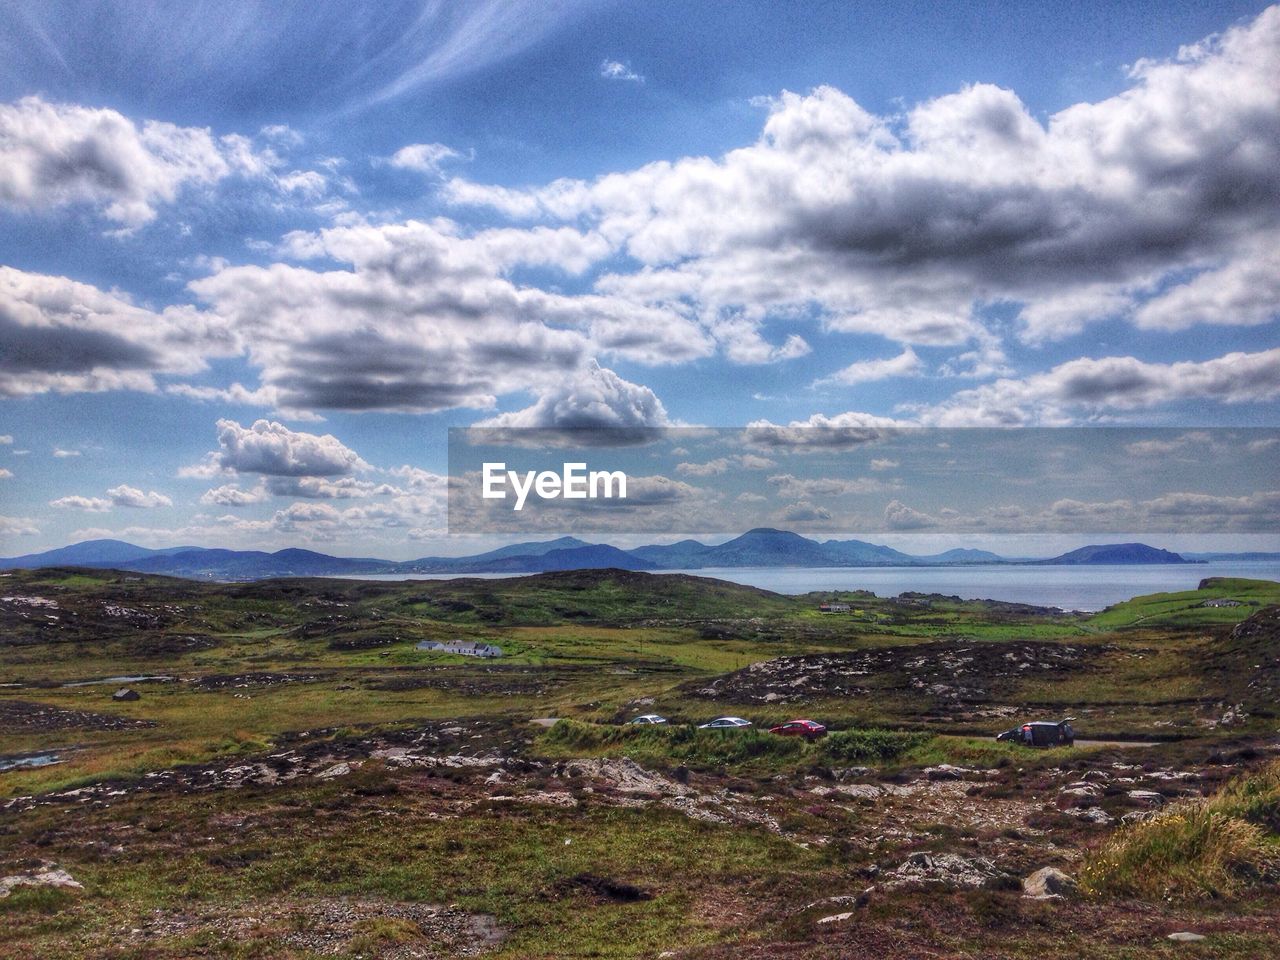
[0, 96, 263, 226]
[188, 219, 706, 415]
[1134, 242, 1280, 331]
[884, 500, 935, 530]
[744, 412, 908, 450]
[914, 348, 1280, 426]
[211, 419, 369, 477]
[387, 142, 461, 175]
[767, 473, 896, 498]
[475, 362, 671, 432]
[51, 485, 172, 511]
[0, 266, 236, 398]
[446, 8, 1280, 357]
[815, 347, 921, 387]
[50, 494, 111, 512]
[200, 482, 269, 507]
[106, 484, 172, 508]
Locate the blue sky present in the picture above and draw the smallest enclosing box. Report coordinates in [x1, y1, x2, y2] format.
[1, 1, 1278, 557]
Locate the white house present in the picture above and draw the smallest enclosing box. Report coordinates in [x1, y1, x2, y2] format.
[416, 639, 504, 658]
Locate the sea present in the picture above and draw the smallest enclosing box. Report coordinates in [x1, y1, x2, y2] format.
[333, 560, 1280, 612]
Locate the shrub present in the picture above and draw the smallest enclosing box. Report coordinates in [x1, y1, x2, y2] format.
[820, 728, 930, 764]
[1081, 760, 1280, 900]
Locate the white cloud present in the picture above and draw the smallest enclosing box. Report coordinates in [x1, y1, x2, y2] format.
[387, 143, 461, 175]
[767, 473, 895, 498]
[1134, 242, 1280, 331]
[0, 435, 11, 444]
[475, 362, 671, 431]
[0, 96, 263, 226]
[445, 7, 1280, 359]
[188, 219, 706, 415]
[870, 458, 899, 471]
[106, 484, 172, 509]
[815, 347, 921, 387]
[212, 419, 370, 477]
[52, 447, 80, 457]
[50, 484, 171, 512]
[676, 458, 730, 477]
[200, 483, 269, 507]
[745, 412, 910, 450]
[0, 266, 236, 398]
[50, 494, 111, 512]
[915, 348, 1280, 426]
[0, 514, 38, 537]
[0, 468, 11, 479]
[600, 60, 644, 83]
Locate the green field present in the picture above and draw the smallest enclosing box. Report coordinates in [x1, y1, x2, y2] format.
[2, 567, 1278, 958]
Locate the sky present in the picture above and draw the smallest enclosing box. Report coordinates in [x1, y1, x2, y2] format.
[1, 0, 1278, 558]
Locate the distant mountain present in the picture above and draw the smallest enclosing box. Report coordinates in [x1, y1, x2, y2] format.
[407, 536, 591, 569]
[0, 534, 1206, 580]
[919, 547, 1006, 564]
[1184, 552, 1280, 562]
[1035, 543, 1198, 565]
[0, 538, 200, 568]
[479, 544, 652, 572]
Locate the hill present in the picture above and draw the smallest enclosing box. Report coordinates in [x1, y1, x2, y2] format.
[1036, 542, 1196, 565]
[1, 534, 1211, 580]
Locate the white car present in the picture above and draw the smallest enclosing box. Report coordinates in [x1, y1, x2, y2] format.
[628, 714, 668, 725]
[697, 716, 752, 729]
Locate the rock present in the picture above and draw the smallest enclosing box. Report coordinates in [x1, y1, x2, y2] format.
[1126, 789, 1165, 808]
[0, 865, 82, 899]
[112, 688, 140, 702]
[316, 762, 355, 780]
[1167, 932, 1206, 943]
[882, 852, 1016, 891]
[1022, 867, 1078, 900]
[1069, 806, 1114, 825]
[817, 911, 853, 924]
[1058, 785, 1101, 809]
[924, 764, 973, 781]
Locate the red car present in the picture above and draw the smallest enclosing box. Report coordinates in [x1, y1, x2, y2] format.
[768, 719, 827, 740]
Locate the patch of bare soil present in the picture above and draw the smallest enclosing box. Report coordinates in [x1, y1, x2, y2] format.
[0, 699, 155, 732]
[128, 897, 504, 958]
[192, 671, 327, 691]
[689, 641, 1104, 705]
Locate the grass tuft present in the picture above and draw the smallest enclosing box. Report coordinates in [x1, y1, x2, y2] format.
[1081, 759, 1280, 900]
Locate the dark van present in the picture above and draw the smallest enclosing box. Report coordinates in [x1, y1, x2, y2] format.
[996, 717, 1075, 747]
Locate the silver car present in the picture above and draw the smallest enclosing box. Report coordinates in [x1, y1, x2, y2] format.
[697, 716, 752, 729]
[628, 714, 668, 725]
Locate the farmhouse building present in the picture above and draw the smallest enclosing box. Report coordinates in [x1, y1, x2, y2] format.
[416, 639, 504, 658]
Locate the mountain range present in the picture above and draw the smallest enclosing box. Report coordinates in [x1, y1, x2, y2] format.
[0, 529, 1238, 581]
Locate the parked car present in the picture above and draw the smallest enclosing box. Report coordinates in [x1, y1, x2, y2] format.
[996, 717, 1076, 747]
[768, 719, 827, 740]
[628, 714, 668, 725]
[698, 716, 752, 730]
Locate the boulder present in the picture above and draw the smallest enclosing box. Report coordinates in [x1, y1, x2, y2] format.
[112, 688, 140, 702]
[1069, 806, 1114, 826]
[924, 764, 975, 781]
[1022, 867, 1078, 900]
[1126, 789, 1165, 808]
[1167, 932, 1206, 943]
[883, 852, 1016, 891]
[1058, 784, 1101, 809]
[0, 865, 82, 899]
